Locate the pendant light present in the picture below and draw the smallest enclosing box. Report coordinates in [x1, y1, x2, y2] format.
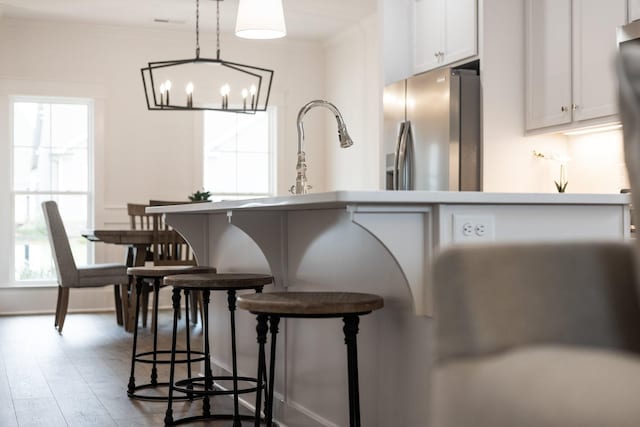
[235, 0, 287, 39]
[141, 0, 274, 113]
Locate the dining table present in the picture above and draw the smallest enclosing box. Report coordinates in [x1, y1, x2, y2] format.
[82, 228, 182, 331]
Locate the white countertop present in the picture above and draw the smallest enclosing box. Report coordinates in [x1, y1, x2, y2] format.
[147, 191, 631, 214]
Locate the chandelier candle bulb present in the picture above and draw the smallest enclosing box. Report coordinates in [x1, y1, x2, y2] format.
[242, 88, 248, 110]
[186, 82, 194, 108]
[164, 80, 172, 105]
[160, 83, 166, 106]
[220, 84, 230, 109]
[250, 85, 257, 110]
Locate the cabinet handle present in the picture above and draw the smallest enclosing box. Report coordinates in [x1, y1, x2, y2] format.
[434, 52, 439, 59]
[572, 104, 579, 111]
[561, 106, 568, 112]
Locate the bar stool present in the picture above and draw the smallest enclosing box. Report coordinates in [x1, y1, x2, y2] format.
[127, 265, 217, 401]
[237, 292, 384, 427]
[163, 273, 274, 427]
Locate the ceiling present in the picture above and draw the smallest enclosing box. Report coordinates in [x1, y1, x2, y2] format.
[0, 0, 377, 41]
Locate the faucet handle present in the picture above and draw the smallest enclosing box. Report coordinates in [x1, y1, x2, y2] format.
[290, 183, 312, 195]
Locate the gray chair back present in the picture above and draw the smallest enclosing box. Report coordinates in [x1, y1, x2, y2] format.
[433, 242, 640, 362]
[42, 201, 78, 286]
[618, 45, 640, 278]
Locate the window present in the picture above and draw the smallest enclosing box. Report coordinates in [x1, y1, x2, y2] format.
[203, 110, 275, 200]
[11, 97, 93, 283]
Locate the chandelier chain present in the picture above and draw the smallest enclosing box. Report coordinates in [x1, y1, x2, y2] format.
[216, 0, 221, 60]
[195, 0, 200, 58]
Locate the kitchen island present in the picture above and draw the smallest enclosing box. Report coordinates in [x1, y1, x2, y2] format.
[149, 191, 630, 427]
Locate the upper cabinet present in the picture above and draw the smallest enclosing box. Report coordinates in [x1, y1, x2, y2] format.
[630, 0, 640, 22]
[413, 0, 477, 75]
[525, 0, 626, 131]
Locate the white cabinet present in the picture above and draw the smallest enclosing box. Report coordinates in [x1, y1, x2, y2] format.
[630, 0, 640, 22]
[413, 0, 477, 75]
[526, 0, 626, 131]
[525, 0, 572, 130]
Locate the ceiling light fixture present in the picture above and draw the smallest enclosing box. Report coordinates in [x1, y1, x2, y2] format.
[235, 0, 287, 39]
[141, 0, 274, 113]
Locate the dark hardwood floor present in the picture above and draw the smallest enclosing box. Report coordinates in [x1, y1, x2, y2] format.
[0, 311, 254, 426]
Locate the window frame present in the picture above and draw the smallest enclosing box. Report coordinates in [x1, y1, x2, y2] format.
[202, 107, 277, 200]
[8, 95, 95, 286]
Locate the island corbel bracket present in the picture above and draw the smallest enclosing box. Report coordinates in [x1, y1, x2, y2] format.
[226, 210, 289, 288]
[164, 213, 210, 265]
[347, 204, 433, 316]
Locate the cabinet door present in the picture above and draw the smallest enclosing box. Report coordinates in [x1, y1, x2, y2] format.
[443, 0, 477, 65]
[413, 0, 443, 74]
[525, 0, 572, 130]
[630, 0, 640, 22]
[572, 0, 626, 122]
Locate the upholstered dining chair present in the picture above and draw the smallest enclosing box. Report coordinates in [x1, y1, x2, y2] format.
[42, 200, 129, 333]
[428, 47, 640, 427]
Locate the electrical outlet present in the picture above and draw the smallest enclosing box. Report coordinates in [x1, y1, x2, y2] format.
[453, 214, 495, 243]
[462, 223, 474, 236]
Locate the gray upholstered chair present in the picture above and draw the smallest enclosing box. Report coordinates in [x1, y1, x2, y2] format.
[42, 200, 129, 332]
[429, 47, 640, 427]
[430, 242, 640, 427]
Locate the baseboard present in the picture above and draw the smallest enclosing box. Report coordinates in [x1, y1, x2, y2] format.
[0, 284, 177, 316]
[210, 364, 337, 427]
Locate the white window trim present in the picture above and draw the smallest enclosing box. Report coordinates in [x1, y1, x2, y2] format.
[7, 95, 95, 287]
[200, 107, 278, 200]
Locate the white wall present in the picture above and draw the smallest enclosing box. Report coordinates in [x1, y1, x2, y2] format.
[323, 13, 382, 191]
[481, 0, 568, 192]
[0, 17, 326, 311]
[567, 130, 629, 193]
[481, 0, 627, 193]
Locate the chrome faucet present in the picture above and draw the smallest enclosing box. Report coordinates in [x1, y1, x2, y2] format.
[290, 100, 354, 195]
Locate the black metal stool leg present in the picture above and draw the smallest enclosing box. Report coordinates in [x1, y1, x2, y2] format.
[227, 290, 242, 427]
[127, 278, 143, 395]
[266, 316, 280, 427]
[184, 289, 193, 399]
[343, 315, 361, 427]
[202, 289, 212, 417]
[254, 314, 269, 427]
[150, 278, 161, 386]
[164, 288, 182, 426]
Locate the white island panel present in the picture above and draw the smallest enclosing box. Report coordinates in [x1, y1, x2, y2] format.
[151, 191, 630, 427]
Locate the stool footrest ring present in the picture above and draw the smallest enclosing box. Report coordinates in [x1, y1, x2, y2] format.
[166, 413, 272, 426]
[134, 349, 206, 365]
[128, 381, 204, 402]
[172, 375, 263, 397]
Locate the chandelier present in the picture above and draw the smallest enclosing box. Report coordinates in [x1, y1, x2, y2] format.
[141, 0, 274, 113]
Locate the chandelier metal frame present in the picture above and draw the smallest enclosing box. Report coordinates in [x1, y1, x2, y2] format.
[140, 0, 274, 113]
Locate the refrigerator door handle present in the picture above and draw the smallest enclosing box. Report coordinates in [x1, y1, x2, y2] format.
[397, 121, 411, 190]
[403, 121, 414, 190]
[393, 122, 406, 190]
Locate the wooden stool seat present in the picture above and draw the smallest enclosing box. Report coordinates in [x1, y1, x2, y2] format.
[163, 273, 273, 290]
[238, 291, 384, 427]
[127, 265, 216, 278]
[237, 291, 384, 316]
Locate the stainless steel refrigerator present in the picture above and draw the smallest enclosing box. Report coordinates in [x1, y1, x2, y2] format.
[383, 67, 481, 191]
